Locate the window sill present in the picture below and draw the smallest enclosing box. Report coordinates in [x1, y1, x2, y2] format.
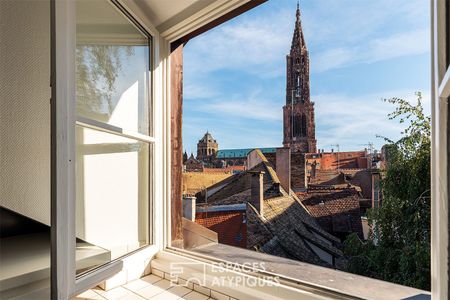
[157, 244, 430, 300]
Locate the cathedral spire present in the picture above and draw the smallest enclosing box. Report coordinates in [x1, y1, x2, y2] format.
[291, 1, 306, 53]
[283, 1, 316, 153]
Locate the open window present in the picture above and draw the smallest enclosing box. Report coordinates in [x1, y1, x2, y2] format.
[167, 1, 435, 299]
[1, 0, 449, 298]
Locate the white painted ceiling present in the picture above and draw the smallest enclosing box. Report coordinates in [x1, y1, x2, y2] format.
[142, 0, 199, 26]
[129, 0, 217, 30]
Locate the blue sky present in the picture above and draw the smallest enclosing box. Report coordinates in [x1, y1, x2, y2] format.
[182, 0, 430, 154]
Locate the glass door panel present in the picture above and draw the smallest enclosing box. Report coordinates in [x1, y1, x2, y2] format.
[75, 0, 152, 278]
[75, 126, 149, 274]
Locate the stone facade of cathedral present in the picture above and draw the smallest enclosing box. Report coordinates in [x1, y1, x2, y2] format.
[196, 131, 218, 162]
[282, 3, 317, 153]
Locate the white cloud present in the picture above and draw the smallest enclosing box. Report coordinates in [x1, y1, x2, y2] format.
[184, 88, 431, 153]
[314, 90, 431, 151]
[184, 8, 291, 77]
[191, 89, 282, 122]
[184, 0, 430, 76]
[368, 29, 429, 62]
[200, 99, 282, 122]
[302, 0, 428, 47]
[184, 82, 217, 100]
[313, 29, 429, 72]
[182, 0, 431, 153]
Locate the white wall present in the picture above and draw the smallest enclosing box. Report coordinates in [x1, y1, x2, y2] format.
[75, 126, 149, 259]
[0, 0, 51, 225]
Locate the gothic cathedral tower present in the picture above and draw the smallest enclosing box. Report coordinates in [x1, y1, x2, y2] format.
[283, 3, 317, 153]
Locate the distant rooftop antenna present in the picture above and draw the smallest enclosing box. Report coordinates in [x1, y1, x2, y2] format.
[330, 144, 340, 170]
[357, 142, 374, 155]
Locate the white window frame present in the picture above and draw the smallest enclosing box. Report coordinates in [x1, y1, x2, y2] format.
[51, 0, 164, 298]
[431, 0, 449, 299]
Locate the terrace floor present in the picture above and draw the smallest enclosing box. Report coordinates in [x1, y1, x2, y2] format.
[74, 273, 231, 300]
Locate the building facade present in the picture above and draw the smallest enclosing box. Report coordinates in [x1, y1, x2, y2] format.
[196, 131, 218, 162]
[282, 4, 317, 153]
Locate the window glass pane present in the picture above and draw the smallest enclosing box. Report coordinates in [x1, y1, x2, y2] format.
[76, 0, 150, 135]
[75, 126, 149, 274]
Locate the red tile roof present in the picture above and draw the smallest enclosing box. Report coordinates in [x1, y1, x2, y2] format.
[195, 211, 247, 248]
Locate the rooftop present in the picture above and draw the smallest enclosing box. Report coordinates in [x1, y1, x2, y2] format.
[298, 187, 364, 240]
[196, 150, 344, 268]
[216, 148, 277, 159]
[198, 132, 217, 144]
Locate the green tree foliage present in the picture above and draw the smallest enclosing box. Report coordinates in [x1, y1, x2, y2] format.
[343, 92, 431, 290]
[76, 45, 134, 119]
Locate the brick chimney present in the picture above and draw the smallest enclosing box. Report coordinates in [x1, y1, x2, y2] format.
[250, 171, 264, 216]
[276, 147, 291, 194]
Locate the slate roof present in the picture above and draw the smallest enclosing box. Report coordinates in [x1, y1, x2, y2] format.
[197, 150, 344, 268]
[247, 194, 343, 267]
[216, 148, 277, 159]
[308, 169, 372, 200]
[298, 187, 364, 240]
[198, 131, 216, 143]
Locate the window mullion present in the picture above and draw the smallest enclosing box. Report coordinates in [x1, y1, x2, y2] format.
[76, 116, 155, 144]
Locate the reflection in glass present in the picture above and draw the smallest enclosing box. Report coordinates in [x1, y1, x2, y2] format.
[75, 126, 149, 274]
[76, 0, 150, 134]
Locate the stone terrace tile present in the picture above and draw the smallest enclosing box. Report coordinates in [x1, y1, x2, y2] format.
[92, 286, 135, 300]
[73, 289, 105, 300]
[123, 274, 163, 292]
[132, 279, 173, 299]
[182, 291, 211, 300]
[75, 273, 228, 300]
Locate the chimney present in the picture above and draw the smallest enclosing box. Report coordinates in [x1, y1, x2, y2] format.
[276, 147, 291, 194]
[183, 195, 196, 221]
[250, 171, 264, 216]
[246, 149, 264, 170]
